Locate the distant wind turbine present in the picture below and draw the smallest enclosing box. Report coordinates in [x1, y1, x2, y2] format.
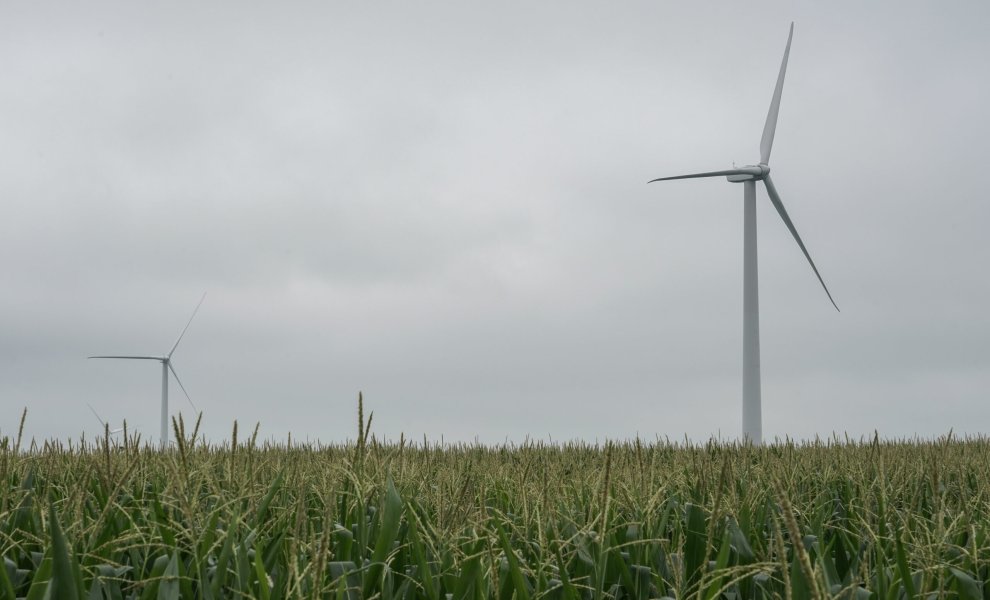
[86, 403, 124, 435]
[89, 293, 205, 449]
[648, 23, 837, 445]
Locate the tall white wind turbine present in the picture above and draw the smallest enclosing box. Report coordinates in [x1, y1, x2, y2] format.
[89, 294, 205, 449]
[648, 23, 837, 445]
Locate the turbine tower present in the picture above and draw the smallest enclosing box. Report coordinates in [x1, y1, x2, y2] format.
[89, 293, 205, 449]
[648, 23, 837, 445]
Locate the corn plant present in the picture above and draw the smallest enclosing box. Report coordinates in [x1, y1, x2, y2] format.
[1, 413, 988, 599]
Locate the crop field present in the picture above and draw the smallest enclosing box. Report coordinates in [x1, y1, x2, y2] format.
[2, 412, 989, 599]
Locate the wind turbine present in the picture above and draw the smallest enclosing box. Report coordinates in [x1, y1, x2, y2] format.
[86, 403, 124, 435]
[648, 23, 837, 445]
[89, 293, 205, 449]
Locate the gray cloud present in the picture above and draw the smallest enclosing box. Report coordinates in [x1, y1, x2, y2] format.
[2, 0, 989, 445]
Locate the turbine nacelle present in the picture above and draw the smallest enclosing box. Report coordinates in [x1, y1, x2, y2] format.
[726, 165, 769, 183]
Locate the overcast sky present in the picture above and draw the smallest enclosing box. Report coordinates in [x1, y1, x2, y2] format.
[2, 1, 988, 446]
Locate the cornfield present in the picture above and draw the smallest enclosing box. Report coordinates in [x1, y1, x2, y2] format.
[2, 408, 989, 599]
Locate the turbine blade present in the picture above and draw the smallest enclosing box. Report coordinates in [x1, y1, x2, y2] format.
[168, 292, 206, 358]
[86, 403, 106, 427]
[760, 22, 794, 165]
[763, 175, 839, 311]
[167, 361, 197, 412]
[88, 356, 164, 360]
[649, 168, 759, 183]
